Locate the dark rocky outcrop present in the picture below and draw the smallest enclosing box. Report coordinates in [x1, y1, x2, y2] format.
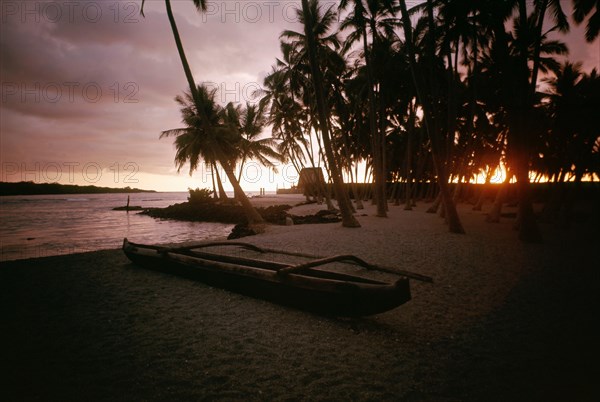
[141, 202, 341, 240]
[289, 210, 341, 225]
[141, 203, 293, 225]
[227, 224, 261, 240]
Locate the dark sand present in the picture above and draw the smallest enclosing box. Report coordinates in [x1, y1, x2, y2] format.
[1, 203, 599, 401]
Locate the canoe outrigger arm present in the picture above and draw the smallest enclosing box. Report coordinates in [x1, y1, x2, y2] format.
[278, 255, 379, 275]
[278, 254, 432, 283]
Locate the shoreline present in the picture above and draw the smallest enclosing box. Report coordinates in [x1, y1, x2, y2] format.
[2, 201, 598, 400]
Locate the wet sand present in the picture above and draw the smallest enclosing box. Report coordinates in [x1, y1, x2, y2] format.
[1, 201, 598, 401]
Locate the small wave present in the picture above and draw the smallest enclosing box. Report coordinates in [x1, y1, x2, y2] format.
[2, 198, 61, 204]
[0, 198, 33, 204]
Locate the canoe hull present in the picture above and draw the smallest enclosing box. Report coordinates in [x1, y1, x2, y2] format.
[123, 240, 410, 317]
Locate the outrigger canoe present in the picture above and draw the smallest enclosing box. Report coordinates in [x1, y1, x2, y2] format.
[122, 238, 432, 316]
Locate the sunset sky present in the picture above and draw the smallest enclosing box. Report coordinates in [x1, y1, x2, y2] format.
[1, 0, 598, 192]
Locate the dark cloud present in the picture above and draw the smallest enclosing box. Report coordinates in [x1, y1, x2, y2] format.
[1, 0, 292, 188]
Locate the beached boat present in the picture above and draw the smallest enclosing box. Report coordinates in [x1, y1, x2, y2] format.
[122, 239, 430, 316]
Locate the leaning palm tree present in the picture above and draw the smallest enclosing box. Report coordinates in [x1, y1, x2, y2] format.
[141, 0, 263, 223]
[161, 86, 264, 224]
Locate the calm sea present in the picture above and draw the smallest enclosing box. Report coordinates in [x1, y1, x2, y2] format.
[0, 192, 236, 261]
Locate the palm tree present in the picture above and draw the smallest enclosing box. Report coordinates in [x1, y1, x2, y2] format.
[160, 87, 231, 182]
[235, 103, 283, 181]
[260, 46, 334, 207]
[299, 0, 360, 227]
[262, 89, 308, 174]
[161, 86, 264, 224]
[141, 0, 263, 223]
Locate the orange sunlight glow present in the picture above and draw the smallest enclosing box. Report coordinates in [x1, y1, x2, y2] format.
[472, 164, 510, 184]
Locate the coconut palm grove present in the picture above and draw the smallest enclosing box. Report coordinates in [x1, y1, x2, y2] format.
[152, 0, 599, 242]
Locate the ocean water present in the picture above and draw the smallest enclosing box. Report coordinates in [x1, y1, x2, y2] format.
[0, 192, 235, 261]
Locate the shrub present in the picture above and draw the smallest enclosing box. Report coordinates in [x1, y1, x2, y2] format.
[187, 187, 214, 204]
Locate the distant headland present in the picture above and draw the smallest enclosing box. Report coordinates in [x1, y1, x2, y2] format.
[0, 181, 156, 196]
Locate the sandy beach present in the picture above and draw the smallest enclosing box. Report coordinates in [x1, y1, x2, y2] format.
[1, 198, 598, 401]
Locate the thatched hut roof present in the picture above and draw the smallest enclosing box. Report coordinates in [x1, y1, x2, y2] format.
[297, 167, 325, 190]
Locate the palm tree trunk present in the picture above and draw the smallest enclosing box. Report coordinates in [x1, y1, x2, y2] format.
[221, 160, 264, 224]
[427, 192, 442, 214]
[507, 0, 542, 242]
[513, 148, 542, 241]
[393, 179, 401, 206]
[209, 162, 218, 199]
[237, 154, 247, 182]
[165, 0, 200, 104]
[362, 27, 387, 217]
[414, 135, 429, 202]
[213, 162, 228, 201]
[346, 158, 364, 210]
[300, 0, 359, 228]
[404, 109, 414, 211]
[354, 163, 364, 209]
[378, 86, 389, 212]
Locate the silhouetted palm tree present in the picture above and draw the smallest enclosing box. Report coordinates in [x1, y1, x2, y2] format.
[235, 103, 282, 181]
[260, 46, 333, 206]
[161, 86, 264, 224]
[141, 0, 263, 223]
[161, 87, 232, 174]
[291, 0, 360, 227]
